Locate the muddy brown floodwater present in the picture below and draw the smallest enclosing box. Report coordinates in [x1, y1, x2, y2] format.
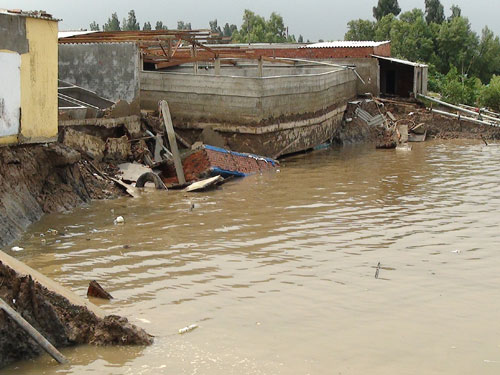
[3, 140, 500, 375]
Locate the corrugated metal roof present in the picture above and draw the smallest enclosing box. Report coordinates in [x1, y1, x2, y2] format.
[58, 30, 98, 39]
[302, 41, 390, 49]
[0, 9, 59, 21]
[372, 55, 428, 68]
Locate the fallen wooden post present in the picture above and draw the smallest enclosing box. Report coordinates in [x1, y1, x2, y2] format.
[0, 298, 69, 364]
[159, 100, 186, 184]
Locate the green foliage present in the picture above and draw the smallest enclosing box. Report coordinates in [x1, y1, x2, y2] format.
[373, 0, 401, 21]
[143, 22, 152, 31]
[232, 10, 295, 43]
[177, 21, 192, 30]
[437, 66, 482, 105]
[298, 35, 304, 43]
[480, 75, 500, 111]
[424, 0, 445, 24]
[473, 27, 500, 83]
[122, 10, 140, 31]
[373, 13, 397, 41]
[223, 23, 238, 37]
[344, 19, 376, 41]
[209, 19, 222, 35]
[155, 21, 167, 30]
[103, 13, 120, 31]
[89, 21, 99, 31]
[436, 16, 478, 74]
[389, 9, 436, 63]
[449, 5, 461, 20]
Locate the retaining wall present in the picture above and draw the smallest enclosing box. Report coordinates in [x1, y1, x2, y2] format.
[140, 68, 357, 126]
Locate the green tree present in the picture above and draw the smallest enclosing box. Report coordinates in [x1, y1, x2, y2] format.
[373, 13, 397, 41]
[439, 66, 482, 105]
[449, 5, 462, 20]
[436, 15, 479, 74]
[480, 75, 500, 111]
[390, 9, 436, 63]
[223, 23, 237, 37]
[143, 21, 152, 31]
[344, 19, 376, 41]
[473, 26, 500, 83]
[373, 0, 401, 21]
[232, 10, 294, 43]
[122, 10, 140, 31]
[103, 13, 121, 31]
[298, 35, 304, 43]
[89, 21, 100, 31]
[425, 0, 445, 24]
[155, 21, 167, 30]
[177, 21, 192, 30]
[209, 19, 222, 35]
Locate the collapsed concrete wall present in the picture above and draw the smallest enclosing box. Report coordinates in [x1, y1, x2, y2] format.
[58, 42, 140, 102]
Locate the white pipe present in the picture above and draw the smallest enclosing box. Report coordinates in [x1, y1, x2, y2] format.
[430, 108, 500, 128]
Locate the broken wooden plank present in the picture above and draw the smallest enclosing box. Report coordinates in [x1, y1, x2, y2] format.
[159, 101, 186, 185]
[185, 176, 224, 192]
[0, 298, 69, 364]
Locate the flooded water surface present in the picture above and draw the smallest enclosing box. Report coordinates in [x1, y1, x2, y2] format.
[3, 140, 500, 374]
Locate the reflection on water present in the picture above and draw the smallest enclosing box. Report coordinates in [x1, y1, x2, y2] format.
[3, 140, 500, 375]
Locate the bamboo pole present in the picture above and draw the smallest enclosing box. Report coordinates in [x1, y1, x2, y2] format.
[0, 298, 68, 364]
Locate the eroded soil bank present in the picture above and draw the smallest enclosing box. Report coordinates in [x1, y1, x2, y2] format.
[0, 143, 121, 248]
[0, 262, 153, 368]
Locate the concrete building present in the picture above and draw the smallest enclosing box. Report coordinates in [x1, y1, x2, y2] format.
[0, 10, 59, 146]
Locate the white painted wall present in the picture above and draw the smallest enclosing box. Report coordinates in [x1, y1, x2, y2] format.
[0, 51, 21, 137]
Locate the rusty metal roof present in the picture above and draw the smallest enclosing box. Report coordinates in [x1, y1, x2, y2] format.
[302, 41, 390, 49]
[0, 9, 59, 21]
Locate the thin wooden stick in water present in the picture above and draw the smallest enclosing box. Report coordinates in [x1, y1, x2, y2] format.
[375, 262, 381, 279]
[0, 298, 68, 364]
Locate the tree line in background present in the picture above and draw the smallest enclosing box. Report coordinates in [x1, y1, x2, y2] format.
[89, 9, 301, 43]
[346, 0, 500, 110]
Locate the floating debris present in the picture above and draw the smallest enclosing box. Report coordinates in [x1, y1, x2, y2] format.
[10, 247, 24, 252]
[114, 216, 125, 224]
[178, 324, 198, 334]
[375, 262, 381, 279]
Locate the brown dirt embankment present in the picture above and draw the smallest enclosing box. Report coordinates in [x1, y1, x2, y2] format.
[0, 262, 153, 368]
[0, 143, 121, 248]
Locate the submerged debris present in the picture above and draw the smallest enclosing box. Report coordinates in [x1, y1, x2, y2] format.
[87, 281, 113, 300]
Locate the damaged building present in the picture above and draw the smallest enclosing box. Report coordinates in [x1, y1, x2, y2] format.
[56, 32, 428, 157]
[0, 10, 59, 146]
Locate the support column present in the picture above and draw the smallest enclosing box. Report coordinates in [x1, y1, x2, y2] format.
[215, 56, 221, 76]
[258, 57, 263, 78]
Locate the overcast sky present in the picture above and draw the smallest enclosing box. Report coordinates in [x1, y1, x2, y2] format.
[3, 0, 499, 41]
